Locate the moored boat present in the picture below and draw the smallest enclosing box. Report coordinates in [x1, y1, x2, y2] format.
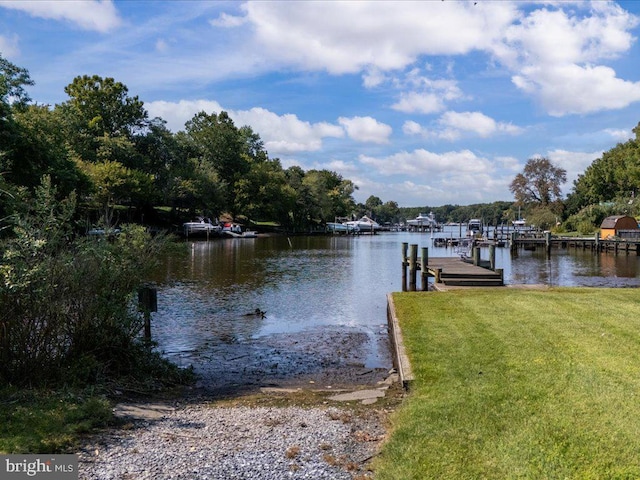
[407, 212, 441, 230]
[183, 217, 222, 237]
[343, 215, 381, 233]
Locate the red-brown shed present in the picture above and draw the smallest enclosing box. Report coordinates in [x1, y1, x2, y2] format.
[600, 215, 639, 239]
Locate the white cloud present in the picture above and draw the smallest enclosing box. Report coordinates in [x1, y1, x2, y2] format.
[391, 74, 464, 114]
[146, 100, 345, 155]
[337, 116, 391, 144]
[236, 1, 516, 74]
[0, 0, 122, 32]
[362, 67, 387, 88]
[496, 2, 640, 115]
[359, 149, 492, 176]
[210, 12, 247, 28]
[146, 100, 224, 132]
[546, 149, 603, 192]
[402, 120, 423, 136]
[403, 112, 522, 140]
[439, 111, 523, 137]
[514, 63, 640, 116]
[235, 108, 344, 154]
[392, 91, 445, 115]
[603, 128, 634, 142]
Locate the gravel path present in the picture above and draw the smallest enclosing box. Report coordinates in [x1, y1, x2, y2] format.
[78, 402, 388, 479]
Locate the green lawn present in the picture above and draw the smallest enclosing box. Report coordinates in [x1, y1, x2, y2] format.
[376, 288, 640, 480]
[0, 389, 112, 453]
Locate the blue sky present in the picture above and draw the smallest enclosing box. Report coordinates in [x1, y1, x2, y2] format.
[2, 0, 640, 207]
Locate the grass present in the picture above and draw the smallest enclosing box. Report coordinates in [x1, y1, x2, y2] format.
[375, 288, 640, 480]
[0, 387, 113, 453]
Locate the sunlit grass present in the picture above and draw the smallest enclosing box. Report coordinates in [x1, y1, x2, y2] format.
[376, 288, 640, 479]
[0, 388, 112, 453]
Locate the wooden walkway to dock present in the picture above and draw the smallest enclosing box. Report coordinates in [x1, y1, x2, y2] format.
[402, 243, 504, 291]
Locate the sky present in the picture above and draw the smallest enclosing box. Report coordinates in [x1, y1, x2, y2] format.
[2, 0, 640, 207]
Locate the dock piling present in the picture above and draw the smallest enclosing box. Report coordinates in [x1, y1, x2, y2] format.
[409, 244, 418, 291]
[420, 247, 429, 291]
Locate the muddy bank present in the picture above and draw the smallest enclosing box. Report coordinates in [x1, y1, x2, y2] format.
[165, 325, 392, 396]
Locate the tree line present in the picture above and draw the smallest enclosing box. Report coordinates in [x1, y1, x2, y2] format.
[0, 57, 357, 233]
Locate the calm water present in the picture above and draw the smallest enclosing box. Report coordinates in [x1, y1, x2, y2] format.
[148, 228, 640, 380]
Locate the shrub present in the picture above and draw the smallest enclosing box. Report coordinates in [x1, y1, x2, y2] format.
[0, 177, 187, 388]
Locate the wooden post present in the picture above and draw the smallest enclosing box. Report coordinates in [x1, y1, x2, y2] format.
[473, 246, 480, 266]
[401, 242, 408, 291]
[495, 268, 504, 285]
[138, 286, 158, 341]
[545, 231, 552, 255]
[595, 232, 600, 252]
[420, 247, 429, 291]
[489, 244, 495, 270]
[409, 244, 418, 291]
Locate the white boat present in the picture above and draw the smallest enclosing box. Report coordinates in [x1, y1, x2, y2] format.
[467, 218, 483, 235]
[343, 215, 381, 232]
[326, 222, 358, 233]
[407, 212, 439, 230]
[512, 219, 527, 229]
[224, 230, 258, 238]
[183, 217, 222, 236]
[222, 223, 257, 238]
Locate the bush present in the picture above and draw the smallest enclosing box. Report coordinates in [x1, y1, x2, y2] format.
[0, 177, 188, 389]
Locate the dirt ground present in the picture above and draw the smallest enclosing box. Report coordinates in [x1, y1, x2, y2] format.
[172, 325, 393, 397]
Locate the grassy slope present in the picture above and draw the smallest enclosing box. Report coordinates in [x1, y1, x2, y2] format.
[376, 288, 640, 480]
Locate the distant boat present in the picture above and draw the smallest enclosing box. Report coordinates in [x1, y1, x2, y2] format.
[183, 217, 222, 236]
[343, 215, 381, 232]
[512, 218, 527, 229]
[224, 230, 258, 238]
[222, 222, 257, 238]
[326, 222, 358, 233]
[407, 212, 440, 230]
[467, 219, 483, 235]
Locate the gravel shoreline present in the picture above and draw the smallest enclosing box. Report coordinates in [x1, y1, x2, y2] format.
[78, 401, 390, 479]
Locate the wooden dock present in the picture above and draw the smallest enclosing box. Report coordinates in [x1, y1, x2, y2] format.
[426, 257, 504, 288]
[511, 232, 640, 254]
[401, 243, 503, 291]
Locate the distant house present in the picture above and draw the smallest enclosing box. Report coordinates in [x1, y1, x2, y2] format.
[600, 215, 639, 239]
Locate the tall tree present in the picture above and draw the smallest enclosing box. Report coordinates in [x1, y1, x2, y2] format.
[510, 157, 566, 207]
[0, 56, 34, 183]
[184, 111, 249, 214]
[11, 105, 86, 196]
[58, 75, 148, 163]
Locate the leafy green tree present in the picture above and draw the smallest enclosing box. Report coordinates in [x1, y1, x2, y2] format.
[568, 131, 640, 215]
[58, 75, 148, 163]
[0, 56, 34, 185]
[364, 195, 383, 216]
[377, 200, 400, 224]
[79, 160, 153, 225]
[303, 170, 356, 224]
[234, 155, 291, 222]
[10, 105, 86, 196]
[510, 157, 566, 209]
[184, 111, 248, 213]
